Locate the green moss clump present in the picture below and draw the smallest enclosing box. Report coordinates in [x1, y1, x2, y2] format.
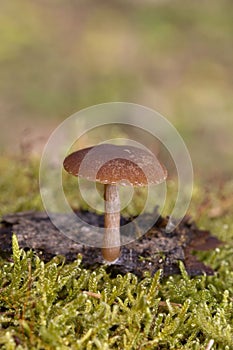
[0, 235, 232, 349]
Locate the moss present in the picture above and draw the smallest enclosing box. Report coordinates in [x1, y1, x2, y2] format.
[0, 155, 42, 216]
[0, 236, 232, 349]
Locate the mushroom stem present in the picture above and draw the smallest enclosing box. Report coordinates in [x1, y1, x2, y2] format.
[102, 184, 121, 263]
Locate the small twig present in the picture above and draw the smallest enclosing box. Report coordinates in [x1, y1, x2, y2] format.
[83, 293, 182, 306]
[205, 339, 214, 350]
[158, 301, 182, 308]
[83, 291, 101, 299]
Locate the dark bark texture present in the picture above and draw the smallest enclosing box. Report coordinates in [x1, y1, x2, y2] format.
[0, 210, 222, 277]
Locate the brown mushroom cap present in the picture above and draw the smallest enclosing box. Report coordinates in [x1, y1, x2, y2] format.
[63, 144, 167, 186]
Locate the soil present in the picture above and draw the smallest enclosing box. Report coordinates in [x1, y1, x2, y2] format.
[0, 210, 222, 277]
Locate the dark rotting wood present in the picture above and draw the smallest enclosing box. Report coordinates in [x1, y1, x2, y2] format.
[0, 210, 222, 277]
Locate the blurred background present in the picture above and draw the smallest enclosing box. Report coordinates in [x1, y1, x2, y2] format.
[0, 0, 232, 182]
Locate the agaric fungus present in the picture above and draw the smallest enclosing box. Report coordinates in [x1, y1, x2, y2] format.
[63, 144, 167, 263]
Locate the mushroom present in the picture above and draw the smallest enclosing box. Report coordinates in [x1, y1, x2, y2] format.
[63, 144, 167, 263]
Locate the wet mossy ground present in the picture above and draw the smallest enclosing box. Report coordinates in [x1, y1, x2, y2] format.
[0, 156, 233, 349]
